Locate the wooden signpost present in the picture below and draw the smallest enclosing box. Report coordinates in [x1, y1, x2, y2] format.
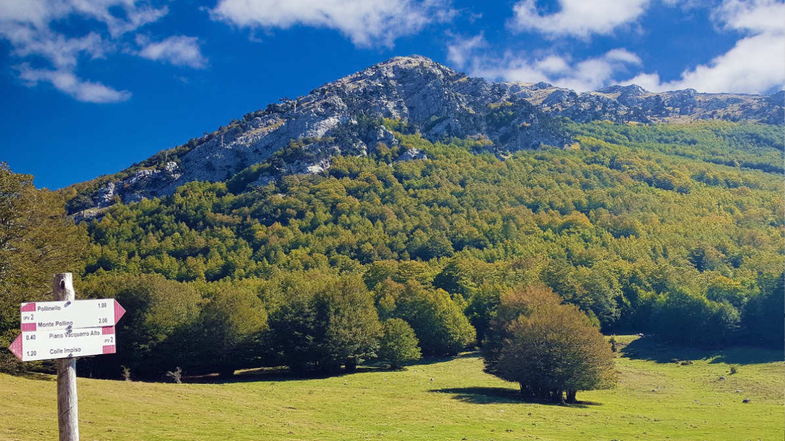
[7, 273, 125, 441]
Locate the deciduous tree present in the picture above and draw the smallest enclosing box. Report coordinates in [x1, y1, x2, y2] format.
[484, 285, 616, 403]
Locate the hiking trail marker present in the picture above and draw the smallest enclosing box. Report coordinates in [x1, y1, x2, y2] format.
[9, 326, 118, 362]
[6, 273, 125, 441]
[10, 299, 125, 361]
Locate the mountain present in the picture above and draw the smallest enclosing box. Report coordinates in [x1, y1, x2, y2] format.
[63, 55, 783, 216]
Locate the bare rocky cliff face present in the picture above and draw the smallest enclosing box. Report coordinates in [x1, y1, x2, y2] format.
[67, 55, 784, 216]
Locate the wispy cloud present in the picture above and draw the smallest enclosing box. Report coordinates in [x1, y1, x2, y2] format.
[446, 32, 486, 67]
[17, 63, 131, 103]
[0, 0, 206, 102]
[6, 31, 109, 69]
[624, 0, 785, 93]
[136, 35, 207, 69]
[210, 0, 455, 48]
[448, 34, 641, 91]
[509, 0, 652, 39]
[454, 0, 784, 94]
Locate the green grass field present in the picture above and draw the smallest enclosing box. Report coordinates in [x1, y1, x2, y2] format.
[1, 336, 782, 441]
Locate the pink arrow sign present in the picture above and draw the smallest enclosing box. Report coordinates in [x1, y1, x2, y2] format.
[115, 300, 126, 323]
[9, 334, 22, 361]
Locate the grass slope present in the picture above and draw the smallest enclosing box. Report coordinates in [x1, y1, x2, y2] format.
[1, 336, 782, 441]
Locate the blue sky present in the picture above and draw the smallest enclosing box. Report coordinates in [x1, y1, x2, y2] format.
[0, 0, 783, 189]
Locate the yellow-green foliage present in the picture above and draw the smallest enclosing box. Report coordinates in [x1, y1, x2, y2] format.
[67, 121, 784, 351]
[0, 164, 88, 372]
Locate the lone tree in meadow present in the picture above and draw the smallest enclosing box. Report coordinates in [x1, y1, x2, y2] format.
[483, 285, 616, 404]
[378, 318, 421, 369]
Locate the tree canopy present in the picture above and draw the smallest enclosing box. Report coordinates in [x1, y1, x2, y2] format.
[483, 285, 616, 403]
[1, 120, 783, 379]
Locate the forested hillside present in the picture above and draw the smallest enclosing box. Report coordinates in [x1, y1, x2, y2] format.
[54, 120, 782, 376]
[2, 120, 783, 380]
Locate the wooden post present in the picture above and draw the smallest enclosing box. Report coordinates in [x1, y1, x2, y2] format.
[53, 273, 79, 441]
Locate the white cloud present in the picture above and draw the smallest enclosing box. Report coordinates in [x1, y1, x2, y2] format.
[0, 0, 168, 40]
[604, 48, 642, 65]
[509, 0, 652, 38]
[6, 30, 108, 69]
[0, 0, 180, 102]
[448, 34, 642, 91]
[210, 0, 454, 48]
[17, 64, 131, 103]
[136, 35, 207, 68]
[622, 0, 785, 93]
[446, 33, 486, 67]
[618, 72, 663, 92]
[715, 0, 785, 33]
[535, 55, 570, 75]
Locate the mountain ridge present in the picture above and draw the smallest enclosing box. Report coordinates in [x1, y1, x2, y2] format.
[62, 55, 784, 216]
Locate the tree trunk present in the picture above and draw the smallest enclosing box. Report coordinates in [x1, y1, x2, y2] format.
[566, 390, 577, 403]
[344, 359, 357, 372]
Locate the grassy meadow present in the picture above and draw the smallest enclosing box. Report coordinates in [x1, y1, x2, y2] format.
[1, 336, 782, 441]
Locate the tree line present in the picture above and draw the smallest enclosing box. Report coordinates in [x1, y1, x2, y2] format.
[1, 120, 783, 397]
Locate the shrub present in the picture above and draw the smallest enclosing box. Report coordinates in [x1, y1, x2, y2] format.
[166, 367, 183, 384]
[378, 318, 421, 369]
[386, 281, 476, 355]
[650, 289, 740, 346]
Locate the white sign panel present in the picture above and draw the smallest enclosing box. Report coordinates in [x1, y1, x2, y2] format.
[9, 326, 116, 362]
[20, 299, 125, 332]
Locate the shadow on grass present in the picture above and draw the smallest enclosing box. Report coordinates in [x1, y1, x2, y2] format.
[429, 387, 599, 408]
[709, 348, 784, 365]
[456, 351, 482, 359]
[9, 370, 56, 381]
[185, 365, 385, 384]
[199, 353, 478, 384]
[399, 352, 480, 367]
[622, 336, 784, 365]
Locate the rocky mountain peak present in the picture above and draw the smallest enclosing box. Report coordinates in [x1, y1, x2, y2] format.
[598, 84, 648, 96]
[66, 55, 784, 218]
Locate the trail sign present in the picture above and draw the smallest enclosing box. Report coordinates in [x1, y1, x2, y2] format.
[5, 273, 115, 441]
[20, 299, 125, 332]
[8, 326, 116, 362]
[9, 299, 124, 362]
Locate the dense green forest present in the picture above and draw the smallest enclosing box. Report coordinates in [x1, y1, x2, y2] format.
[2, 120, 783, 380]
